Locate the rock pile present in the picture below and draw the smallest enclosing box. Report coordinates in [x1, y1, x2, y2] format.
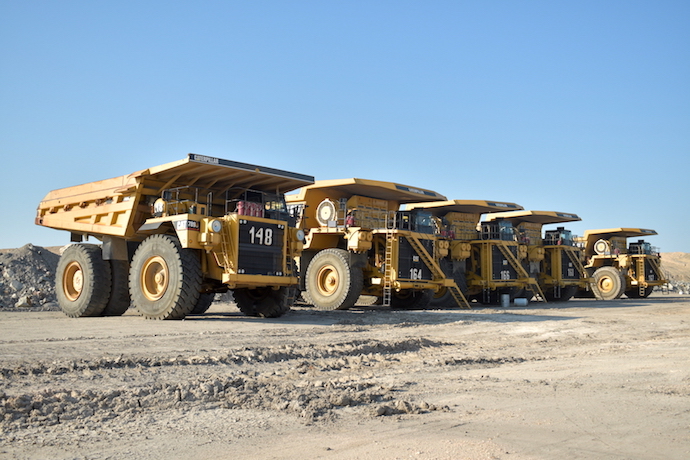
[0, 244, 60, 310]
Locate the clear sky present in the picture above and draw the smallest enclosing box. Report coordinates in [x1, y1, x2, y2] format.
[1, 1, 688, 251]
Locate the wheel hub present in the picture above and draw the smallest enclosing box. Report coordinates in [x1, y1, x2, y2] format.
[63, 261, 84, 301]
[599, 276, 613, 293]
[316, 264, 339, 296]
[141, 256, 169, 301]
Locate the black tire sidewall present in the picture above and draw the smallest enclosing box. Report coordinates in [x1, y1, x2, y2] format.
[234, 287, 290, 318]
[305, 249, 363, 310]
[390, 289, 433, 310]
[56, 244, 112, 317]
[593, 266, 625, 300]
[129, 235, 201, 319]
[103, 259, 131, 316]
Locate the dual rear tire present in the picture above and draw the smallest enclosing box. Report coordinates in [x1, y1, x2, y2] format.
[56, 244, 114, 317]
[56, 236, 202, 320]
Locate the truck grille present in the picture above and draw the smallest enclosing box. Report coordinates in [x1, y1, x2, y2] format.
[237, 220, 285, 276]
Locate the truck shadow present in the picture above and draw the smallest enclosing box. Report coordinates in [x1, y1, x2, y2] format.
[186, 295, 687, 326]
[187, 303, 578, 326]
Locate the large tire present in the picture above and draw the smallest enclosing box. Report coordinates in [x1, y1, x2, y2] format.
[189, 292, 215, 315]
[305, 249, 363, 310]
[544, 285, 578, 302]
[390, 289, 434, 310]
[103, 259, 131, 316]
[591, 266, 626, 300]
[234, 287, 290, 318]
[431, 259, 468, 308]
[55, 244, 112, 318]
[625, 286, 654, 299]
[129, 235, 202, 320]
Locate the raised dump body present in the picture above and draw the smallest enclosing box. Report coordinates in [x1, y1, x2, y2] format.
[405, 200, 533, 305]
[37, 154, 314, 319]
[574, 228, 667, 300]
[484, 210, 588, 301]
[286, 178, 456, 310]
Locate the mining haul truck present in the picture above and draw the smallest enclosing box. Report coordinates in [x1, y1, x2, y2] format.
[285, 178, 467, 310]
[36, 154, 314, 319]
[575, 228, 667, 300]
[404, 200, 537, 305]
[483, 210, 589, 302]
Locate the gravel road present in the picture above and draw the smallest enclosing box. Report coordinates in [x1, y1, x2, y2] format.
[1, 296, 688, 460]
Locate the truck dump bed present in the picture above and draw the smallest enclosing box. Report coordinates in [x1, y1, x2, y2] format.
[36, 154, 314, 240]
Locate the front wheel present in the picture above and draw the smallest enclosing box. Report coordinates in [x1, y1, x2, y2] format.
[305, 249, 363, 310]
[129, 234, 202, 320]
[591, 266, 625, 301]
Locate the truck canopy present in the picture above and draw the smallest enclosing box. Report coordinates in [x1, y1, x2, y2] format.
[40, 154, 314, 204]
[403, 200, 523, 216]
[484, 210, 581, 225]
[140, 154, 314, 195]
[36, 154, 314, 239]
[582, 228, 658, 240]
[287, 178, 446, 204]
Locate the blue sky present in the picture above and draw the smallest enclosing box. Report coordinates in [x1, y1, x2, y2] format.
[1, 1, 688, 251]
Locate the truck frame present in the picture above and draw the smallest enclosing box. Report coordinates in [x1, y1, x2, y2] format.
[286, 178, 463, 310]
[575, 228, 667, 300]
[484, 210, 589, 301]
[405, 200, 545, 305]
[36, 154, 313, 319]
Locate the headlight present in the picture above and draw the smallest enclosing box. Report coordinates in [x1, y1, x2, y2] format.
[296, 229, 305, 241]
[210, 219, 222, 233]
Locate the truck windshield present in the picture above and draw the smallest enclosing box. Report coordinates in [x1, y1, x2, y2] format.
[414, 211, 434, 234]
[481, 220, 515, 241]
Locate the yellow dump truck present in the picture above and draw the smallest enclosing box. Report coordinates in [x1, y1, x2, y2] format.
[483, 210, 589, 301]
[575, 228, 667, 300]
[402, 200, 524, 306]
[36, 154, 313, 319]
[285, 178, 460, 310]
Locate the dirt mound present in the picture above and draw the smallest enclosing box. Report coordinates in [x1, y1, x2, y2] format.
[0, 244, 60, 310]
[661, 252, 690, 282]
[660, 252, 690, 294]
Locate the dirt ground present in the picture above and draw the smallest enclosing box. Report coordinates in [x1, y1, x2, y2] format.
[0, 295, 688, 460]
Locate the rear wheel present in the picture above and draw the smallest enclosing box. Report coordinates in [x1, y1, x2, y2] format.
[431, 259, 468, 308]
[129, 234, 202, 320]
[234, 287, 290, 318]
[103, 259, 131, 316]
[390, 289, 433, 310]
[591, 266, 625, 300]
[305, 249, 363, 310]
[625, 286, 654, 298]
[544, 285, 579, 302]
[56, 244, 112, 317]
[189, 292, 215, 315]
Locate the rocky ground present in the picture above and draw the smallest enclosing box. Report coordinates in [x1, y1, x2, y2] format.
[0, 245, 60, 311]
[1, 296, 689, 460]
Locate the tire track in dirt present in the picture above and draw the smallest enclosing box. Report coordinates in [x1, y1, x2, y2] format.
[0, 336, 549, 444]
